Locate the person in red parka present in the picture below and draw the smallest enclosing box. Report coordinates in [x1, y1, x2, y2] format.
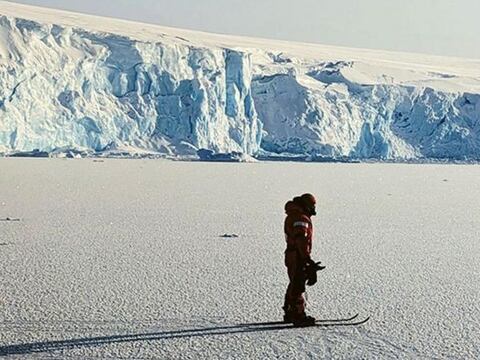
[283, 193, 318, 327]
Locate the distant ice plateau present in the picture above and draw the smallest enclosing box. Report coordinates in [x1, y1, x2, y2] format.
[0, 1, 479, 161]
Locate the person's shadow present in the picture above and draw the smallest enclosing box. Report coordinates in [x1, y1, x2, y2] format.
[0, 321, 295, 356]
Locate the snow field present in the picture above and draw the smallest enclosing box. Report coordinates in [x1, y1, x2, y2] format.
[0, 159, 479, 358]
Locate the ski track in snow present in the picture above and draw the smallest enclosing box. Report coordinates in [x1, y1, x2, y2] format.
[0, 159, 479, 359]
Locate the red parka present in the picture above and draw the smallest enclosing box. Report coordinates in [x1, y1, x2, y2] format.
[284, 200, 313, 261]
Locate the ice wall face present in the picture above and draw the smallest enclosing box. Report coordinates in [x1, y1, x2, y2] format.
[252, 61, 480, 160]
[0, 16, 261, 155]
[0, 7, 479, 161]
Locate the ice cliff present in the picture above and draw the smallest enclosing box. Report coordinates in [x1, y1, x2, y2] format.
[1, 2, 479, 161]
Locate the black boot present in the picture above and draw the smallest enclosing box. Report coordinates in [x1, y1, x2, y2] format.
[282, 306, 295, 323]
[292, 313, 316, 327]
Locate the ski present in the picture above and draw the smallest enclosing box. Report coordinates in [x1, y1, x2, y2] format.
[317, 313, 359, 323]
[306, 316, 370, 328]
[239, 313, 360, 327]
[245, 316, 370, 331]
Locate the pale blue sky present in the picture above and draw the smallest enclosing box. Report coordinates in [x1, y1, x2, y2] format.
[9, 0, 480, 59]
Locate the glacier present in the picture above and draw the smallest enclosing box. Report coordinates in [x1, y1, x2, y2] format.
[0, 1, 480, 161]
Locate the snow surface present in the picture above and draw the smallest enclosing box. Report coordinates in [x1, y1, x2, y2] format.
[1, 1, 480, 161]
[1, 158, 479, 358]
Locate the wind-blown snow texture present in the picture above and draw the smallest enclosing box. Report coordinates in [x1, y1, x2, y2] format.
[1, 159, 480, 358]
[1, 2, 480, 160]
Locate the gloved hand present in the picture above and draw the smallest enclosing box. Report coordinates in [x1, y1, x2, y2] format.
[305, 259, 326, 286]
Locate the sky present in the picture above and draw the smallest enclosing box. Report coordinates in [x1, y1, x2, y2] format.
[8, 0, 480, 59]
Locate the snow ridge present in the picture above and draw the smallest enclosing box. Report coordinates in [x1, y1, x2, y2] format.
[0, 2, 479, 160]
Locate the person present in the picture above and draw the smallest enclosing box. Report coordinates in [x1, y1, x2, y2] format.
[283, 193, 318, 327]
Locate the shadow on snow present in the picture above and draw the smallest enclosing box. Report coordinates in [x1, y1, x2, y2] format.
[0, 322, 305, 356]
